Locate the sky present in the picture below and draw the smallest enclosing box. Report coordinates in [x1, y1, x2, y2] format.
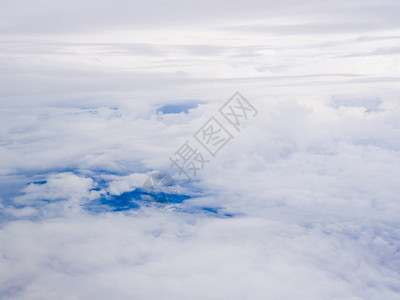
[1, 0, 400, 299]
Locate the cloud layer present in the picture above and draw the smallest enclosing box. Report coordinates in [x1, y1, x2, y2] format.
[1, 0, 400, 299]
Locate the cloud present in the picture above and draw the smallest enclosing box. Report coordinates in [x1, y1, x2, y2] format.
[1, 0, 400, 299]
[1, 97, 400, 299]
[1, 0, 399, 38]
[0, 214, 399, 299]
[13, 173, 96, 204]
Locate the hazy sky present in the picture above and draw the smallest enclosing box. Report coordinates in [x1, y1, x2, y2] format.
[1, 0, 399, 107]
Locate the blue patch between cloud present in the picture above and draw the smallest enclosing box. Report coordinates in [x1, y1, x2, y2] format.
[84, 188, 192, 212]
[157, 103, 198, 114]
[32, 180, 47, 185]
[11, 176, 236, 219]
[83, 188, 235, 218]
[201, 207, 235, 218]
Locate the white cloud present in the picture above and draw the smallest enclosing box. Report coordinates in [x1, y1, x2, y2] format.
[1, 97, 400, 299]
[1, 0, 400, 299]
[106, 173, 149, 195]
[0, 214, 399, 299]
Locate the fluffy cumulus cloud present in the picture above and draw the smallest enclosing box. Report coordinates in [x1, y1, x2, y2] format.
[1, 0, 400, 299]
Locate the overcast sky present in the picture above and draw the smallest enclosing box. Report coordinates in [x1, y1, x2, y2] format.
[1, 1, 400, 299]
